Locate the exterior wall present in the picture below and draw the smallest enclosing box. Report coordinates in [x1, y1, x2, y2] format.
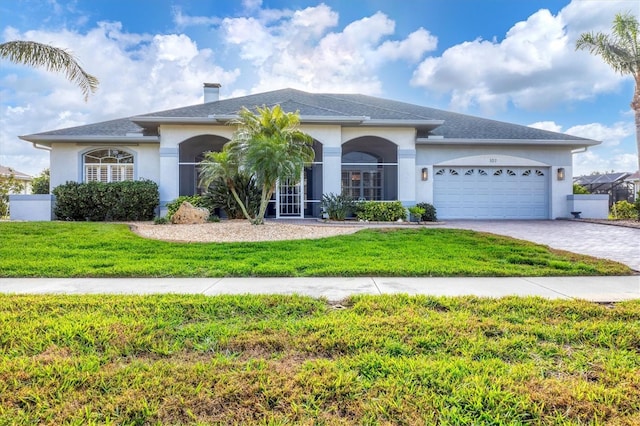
[9, 194, 55, 221]
[49, 143, 159, 189]
[342, 127, 416, 205]
[567, 194, 609, 219]
[302, 125, 342, 196]
[158, 124, 234, 209]
[416, 145, 574, 219]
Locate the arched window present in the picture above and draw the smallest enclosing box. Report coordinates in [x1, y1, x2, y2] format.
[83, 148, 134, 183]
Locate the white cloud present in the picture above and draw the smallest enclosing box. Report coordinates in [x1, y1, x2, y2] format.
[220, 6, 437, 94]
[528, 121, 563, 133]
[0, 22, 240, 175]
[410, 0, 636, 113]
[529, 120, 637, 174]
[172, 7, 221, 29]
[573, 150, 638, 176]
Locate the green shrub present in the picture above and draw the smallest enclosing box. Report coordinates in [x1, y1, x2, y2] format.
[203, 173, 260, 219]
[356, 201, 407, 222]
[53, 180, 159, 221]
[609, 200, 637, 220]
[408, 206, 425, 222]
[321, 193, 356, 220]
[635, 192, 640, 221]
[572, 183, 589, 194]
[153, 216, 169, 225]
[416, 202, 437, 222]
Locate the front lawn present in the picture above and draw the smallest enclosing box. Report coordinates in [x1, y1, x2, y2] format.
[1, 294, 638, 424]
[0, 222, 630, 277]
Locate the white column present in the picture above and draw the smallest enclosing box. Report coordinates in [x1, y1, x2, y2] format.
[323, 146, 342, 196]
[159, 147, 179, 214]
[398, 148, 416, 206]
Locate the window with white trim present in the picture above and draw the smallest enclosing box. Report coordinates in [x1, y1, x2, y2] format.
[84, 149, 134, 183]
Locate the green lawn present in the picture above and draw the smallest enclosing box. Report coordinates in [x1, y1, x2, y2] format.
[0, 222, 631, 277]
[1, 294, 638, 424]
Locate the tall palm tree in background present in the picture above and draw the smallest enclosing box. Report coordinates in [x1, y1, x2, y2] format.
[0, 40, 98, 101]
[200, 105, 315, 225]
[576, 12, 640, 171]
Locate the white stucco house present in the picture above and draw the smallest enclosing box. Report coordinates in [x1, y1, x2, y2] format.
[19, 85, 599, 220]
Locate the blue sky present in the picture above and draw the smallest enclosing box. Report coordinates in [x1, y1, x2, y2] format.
[1, 0, 638, 176]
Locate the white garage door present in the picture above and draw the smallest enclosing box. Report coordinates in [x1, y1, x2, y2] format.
[433, 167, 549, 219]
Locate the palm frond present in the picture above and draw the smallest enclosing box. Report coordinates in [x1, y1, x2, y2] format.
[0, 40, 99, 101]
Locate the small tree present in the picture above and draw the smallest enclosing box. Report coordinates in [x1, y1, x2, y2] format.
[0, 173, 25, 217]
[200, 105, 314, 224]
[31, 168, 50, 194]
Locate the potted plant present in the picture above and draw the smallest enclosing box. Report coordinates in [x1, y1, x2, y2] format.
[408, 206, 425, 223]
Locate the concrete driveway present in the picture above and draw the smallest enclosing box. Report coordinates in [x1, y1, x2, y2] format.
[441, 220, 640, 272]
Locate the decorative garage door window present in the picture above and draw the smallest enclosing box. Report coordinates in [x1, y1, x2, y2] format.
[84, 149, 134, 183]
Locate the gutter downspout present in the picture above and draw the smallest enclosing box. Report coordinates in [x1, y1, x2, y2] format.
[32, 143, 51, 151]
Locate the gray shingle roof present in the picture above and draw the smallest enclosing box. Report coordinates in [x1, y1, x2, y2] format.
[22, 88, 593, 142]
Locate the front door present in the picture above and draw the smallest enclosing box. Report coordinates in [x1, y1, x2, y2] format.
[276, 173, 304, 218]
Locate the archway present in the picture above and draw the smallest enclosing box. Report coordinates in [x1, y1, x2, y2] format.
[341, 137, 397, 200]
[178, 135, 228, 196]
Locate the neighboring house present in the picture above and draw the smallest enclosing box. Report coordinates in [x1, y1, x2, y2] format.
[574, 172, 635, 206]
[0, 164, 32, 194]
[625, 171, 640, 200]
[20, 85, 599, 219]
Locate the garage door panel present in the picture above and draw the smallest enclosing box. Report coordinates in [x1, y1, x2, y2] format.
[433, 166, 549, 219]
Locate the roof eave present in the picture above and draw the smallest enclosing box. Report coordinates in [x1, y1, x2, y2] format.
[19, 135, 159, 146]
[416, 138, 601, 147]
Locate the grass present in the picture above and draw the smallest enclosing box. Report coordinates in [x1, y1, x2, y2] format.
[0, 222, 631, 277]
[1, 294, 638, 425]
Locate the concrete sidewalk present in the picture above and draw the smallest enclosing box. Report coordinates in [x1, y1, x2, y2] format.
[1, 276, 638, 302]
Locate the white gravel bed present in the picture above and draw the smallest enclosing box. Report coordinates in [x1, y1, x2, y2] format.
[131, 220, 363, 243]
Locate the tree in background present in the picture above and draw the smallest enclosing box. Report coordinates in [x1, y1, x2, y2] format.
[200, 105, 314, 224]
[0, 173, 24, 218]
[31, 168, 50, 194]
[576, 12, 640, 171]
[0, 40, 98, 100]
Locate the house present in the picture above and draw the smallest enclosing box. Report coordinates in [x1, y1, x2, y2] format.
[625, 171, 640, 200]
[0, 164, 32, 194]
[19, 85, 599, 220]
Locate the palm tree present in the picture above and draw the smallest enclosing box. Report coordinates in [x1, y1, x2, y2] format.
[576, 12, 640, 170]
[0, 40, 98, 101]
[200, 105, 314, 224]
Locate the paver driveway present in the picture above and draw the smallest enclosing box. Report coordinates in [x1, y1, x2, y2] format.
[442, 220, 640, 271]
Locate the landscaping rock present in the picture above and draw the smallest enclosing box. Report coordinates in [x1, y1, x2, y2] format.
[171, 201, 209, 224]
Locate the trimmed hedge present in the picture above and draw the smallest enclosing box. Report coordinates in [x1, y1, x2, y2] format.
[356, 200, 407, 222]
[416, 202, 437, 222]
[53, 180, 159, 221]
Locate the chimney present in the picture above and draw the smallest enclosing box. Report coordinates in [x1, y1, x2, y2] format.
[203, 83, 221, 103]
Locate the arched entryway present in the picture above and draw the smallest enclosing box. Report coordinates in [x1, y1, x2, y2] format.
[341, 137, 397, 200]
[178, 135, 228, 196]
